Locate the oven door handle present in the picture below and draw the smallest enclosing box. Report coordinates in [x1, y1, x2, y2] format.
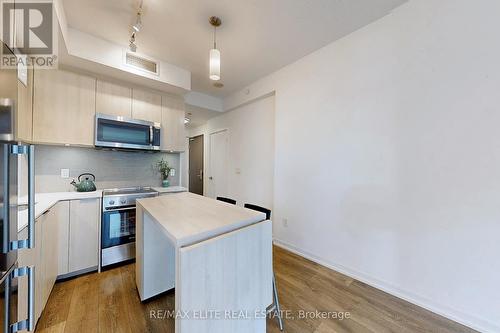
[104, 207, 136, 212]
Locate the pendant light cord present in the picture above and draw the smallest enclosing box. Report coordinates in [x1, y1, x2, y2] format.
[213, 26, 217, 49]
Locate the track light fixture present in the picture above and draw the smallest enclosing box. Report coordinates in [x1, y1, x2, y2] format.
[132, 2, 143, 32]
[129, 32, 137, 52]
[129, 1, 143, 52]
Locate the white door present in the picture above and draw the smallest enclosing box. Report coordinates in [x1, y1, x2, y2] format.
[208, 130, 228, 198]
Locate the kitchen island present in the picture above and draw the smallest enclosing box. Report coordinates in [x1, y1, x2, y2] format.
[135, 192, 273, 333]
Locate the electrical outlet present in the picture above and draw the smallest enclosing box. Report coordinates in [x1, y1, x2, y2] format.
[282, 218, 288, 228]
[60, 169, 70, 178]
[170, 168, 176, 176]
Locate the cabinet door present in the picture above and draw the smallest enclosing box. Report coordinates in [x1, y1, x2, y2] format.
[69, 199, 99, 272]
[33, 69, 96, 146]
[161, 95, 186, 152]
[16, 67, 33, 142]
[96, 80, 132, 118]
[18, 215, 44, 329]
[57, 201, 70, 276]
[41, 206, 59, 310]
[132, 88, 162, 123]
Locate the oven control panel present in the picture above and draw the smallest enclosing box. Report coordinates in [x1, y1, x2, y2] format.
[102, 192, 158, 210]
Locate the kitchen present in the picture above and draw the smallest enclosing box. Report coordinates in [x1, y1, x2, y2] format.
[1, 0, 500, 333]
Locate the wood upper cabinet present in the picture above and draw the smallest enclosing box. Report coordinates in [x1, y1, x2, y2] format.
[161, 94, 186, 152]
[33, 69, 96, 146]
[96, 80, 132, 118]
[16, 67, 33, 142]
[0, 53, 32, 142]
[69, 198, 99, 272]
[132, 88, 162, 123]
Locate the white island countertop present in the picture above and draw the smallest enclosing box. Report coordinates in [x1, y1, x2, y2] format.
[137, 192, 266, 247]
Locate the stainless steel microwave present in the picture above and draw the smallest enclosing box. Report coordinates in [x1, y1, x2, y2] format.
[95, 113, 161, 151]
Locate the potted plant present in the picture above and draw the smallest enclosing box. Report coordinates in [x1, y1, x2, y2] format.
[156, 158, 172, 187]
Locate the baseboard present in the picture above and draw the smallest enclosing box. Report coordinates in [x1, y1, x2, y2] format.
[56, 266, 98, 281]
[273, 238, 498, 333]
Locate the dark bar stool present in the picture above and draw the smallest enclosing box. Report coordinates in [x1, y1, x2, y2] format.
[243, 203, 271, 220]
[244, 203, 284, 331]
[216, 196, 237, 205]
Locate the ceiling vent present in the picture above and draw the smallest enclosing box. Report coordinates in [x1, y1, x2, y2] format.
[124, 52, 159, 75]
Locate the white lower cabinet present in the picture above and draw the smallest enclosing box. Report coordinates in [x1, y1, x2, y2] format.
[18, 214, 42, 330]
[57, 203, 70, 276]
[17, 198, 100, 331]
[42, 202, 67, 308]
[68, 198, 100, 272]
[18, 201, 69, 331]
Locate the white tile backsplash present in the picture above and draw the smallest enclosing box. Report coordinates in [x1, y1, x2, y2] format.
[35, 145, 180, 192]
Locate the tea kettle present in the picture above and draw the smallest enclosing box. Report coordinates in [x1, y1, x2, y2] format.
[70, 173, 97, 192]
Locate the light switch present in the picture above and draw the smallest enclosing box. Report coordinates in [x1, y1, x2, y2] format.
[170, 169, 176, 176]
[60, 169, 70, 178]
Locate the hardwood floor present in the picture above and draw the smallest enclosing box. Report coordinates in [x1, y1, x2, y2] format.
[36, 246, 476, 333]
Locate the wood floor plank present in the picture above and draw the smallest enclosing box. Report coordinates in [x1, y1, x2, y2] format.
[97, 268, 132, 333]
[36, 246, 477, 333]
[36, 322, 65, 333]
[118, 264, 149, 333]
[120, 264, 176, 333]
[65, 274, 99, 325]
[64, 318, 98, 333]
[314, 318, 374, 333]
[36, 278, 77, 330]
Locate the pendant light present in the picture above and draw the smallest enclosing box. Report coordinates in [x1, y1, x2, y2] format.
[209, 16, 222, 81]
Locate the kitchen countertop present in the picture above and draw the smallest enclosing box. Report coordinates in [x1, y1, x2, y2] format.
[16, 186, 187, 233]
[136, 192, 266, 247]
[152, 186, 187, 193]
[17, 191, 103, 232]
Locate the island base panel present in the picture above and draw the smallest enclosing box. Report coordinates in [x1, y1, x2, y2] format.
[176, 220, 273, 333]
[136, 207, 176, 301]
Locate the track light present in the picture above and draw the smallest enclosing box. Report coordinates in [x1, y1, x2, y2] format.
[129, 32, 137, 52]
[129, 1, 143, 51]
[132, 11, 142, 32]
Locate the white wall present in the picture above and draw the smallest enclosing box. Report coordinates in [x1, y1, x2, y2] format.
[224, 0, 500, 331]
[189, 95, 275, 210]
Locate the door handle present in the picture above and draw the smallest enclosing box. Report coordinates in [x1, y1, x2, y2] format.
[2, 143, 10, 254]
[198, 170, 203, 181]
[10, 145, 35, 250]
[10, 266, 35, 332]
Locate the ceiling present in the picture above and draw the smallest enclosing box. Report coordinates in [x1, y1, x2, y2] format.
[63, 0, 406, 97]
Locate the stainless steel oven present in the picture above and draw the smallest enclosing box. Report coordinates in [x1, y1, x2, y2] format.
[101, 188, 158, 267]
[95, 113, 161, 151]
